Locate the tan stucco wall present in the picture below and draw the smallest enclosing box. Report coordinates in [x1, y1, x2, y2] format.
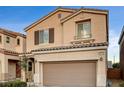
[3, 35, 16, 51]
[35, 49, 103, 62]
[63, 12, 107, 45]
[15, 36, 26, 53]
[8, 62, 16, 80]
[0, 53, 19, 81]
[26, 11, 73, 52]
[25, 9, 108, 86]
[0, 53, 5, 80]
[0, 33, 26, 53]
[33, 48, 107, 86]
[26, 11, 107, 52]
[0, 33, 4, 48]
[0, 53, 9, 81]
[0, 31, 26, 81]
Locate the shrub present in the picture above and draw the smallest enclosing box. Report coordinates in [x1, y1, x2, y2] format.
[119, 82, 124, 87]
[112, 63, 120, 69]
[0, 80, 27, 87]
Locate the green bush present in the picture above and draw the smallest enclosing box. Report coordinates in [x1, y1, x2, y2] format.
[112, 63, 120, 68]
[119, 82, 124, 87]
[0, 80, 27, 87]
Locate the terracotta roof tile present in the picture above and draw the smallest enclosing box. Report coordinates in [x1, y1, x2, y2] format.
[31, 42, 108, 52]
[0, 48, 19, 56]
[0, 27, 26, 38]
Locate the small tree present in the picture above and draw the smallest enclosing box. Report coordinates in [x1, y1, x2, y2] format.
[18, 55, 29, 82]
[112, 63, 120, 69]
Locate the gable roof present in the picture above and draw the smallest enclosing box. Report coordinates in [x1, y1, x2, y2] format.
[24, 7, 77, 31]
[61, 8, 108, 23]
[24, 7, 109, 31]
[0, 28, 26, 38]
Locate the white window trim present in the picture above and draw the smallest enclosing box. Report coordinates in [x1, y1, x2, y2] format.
[75, 21, 91, 40]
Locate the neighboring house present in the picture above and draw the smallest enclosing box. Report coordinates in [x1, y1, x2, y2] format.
[119, 26, 124, 80]
[23, 7, 109, 87]
[108, 61, 113, 68]
[0, 28, 26, 81]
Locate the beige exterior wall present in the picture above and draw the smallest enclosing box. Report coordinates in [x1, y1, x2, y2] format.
[0, 33, 4, 48]
[25, 8, 108, 86]
[33, 47, 107, 86]
[26, 11, 73, 52]
[0, 53, 5, 80]
[0, 33, 25, 81]
[0, 31, 26, 81]
[63, 12, 107, 45]
[8, 62, 16, 80]
[0, 53, 19, 81]
[3, 35, 16, 51]
[26, 10, 107, 52]
[15, 36, 26, 53]
[0, 33, 26, 53]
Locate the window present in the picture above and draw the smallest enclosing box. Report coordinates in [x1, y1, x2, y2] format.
[0, 35, 2, 43]
[6, 36, 10, 43]
[17, 38, 20, 45]
[39, 29, 49, 44]
[76, 21, 91, 39]
[34, 28, 54, 45]
[28, 62, 32, 71]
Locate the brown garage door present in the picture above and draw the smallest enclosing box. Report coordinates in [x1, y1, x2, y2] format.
[43, 62, 96, 87]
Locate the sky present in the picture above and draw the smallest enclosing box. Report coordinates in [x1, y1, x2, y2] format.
[0, 6, 123, 63]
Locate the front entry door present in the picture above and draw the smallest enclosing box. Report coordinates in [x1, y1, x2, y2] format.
[27, 62, 34, 82]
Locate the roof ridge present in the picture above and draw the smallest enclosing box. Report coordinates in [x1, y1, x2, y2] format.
[82, 8, 108, 12]
[61, 8, 108, 23]
[24, 7, 77, 31]
[57, 7, 79, 11]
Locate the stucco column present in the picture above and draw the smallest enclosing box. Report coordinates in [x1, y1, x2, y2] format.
[1, 55, 8, 81]
[34, 61, 43, 86]
[96, 51, 107, 87]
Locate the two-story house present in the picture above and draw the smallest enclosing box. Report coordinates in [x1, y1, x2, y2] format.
[0, 28, 26, 81]
[24, 7, 109, 87]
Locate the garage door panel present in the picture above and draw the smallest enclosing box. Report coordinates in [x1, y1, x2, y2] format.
[43, 62, 96, 87]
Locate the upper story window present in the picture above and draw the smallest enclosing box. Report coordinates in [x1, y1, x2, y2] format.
[39, 29, 49, 44]
[17, 38, 20, 45]
[0, 35, 2, 43]
[34, 28, 54, 45]
[75, 20, 91, 40]
[6, 36, 10, 43]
